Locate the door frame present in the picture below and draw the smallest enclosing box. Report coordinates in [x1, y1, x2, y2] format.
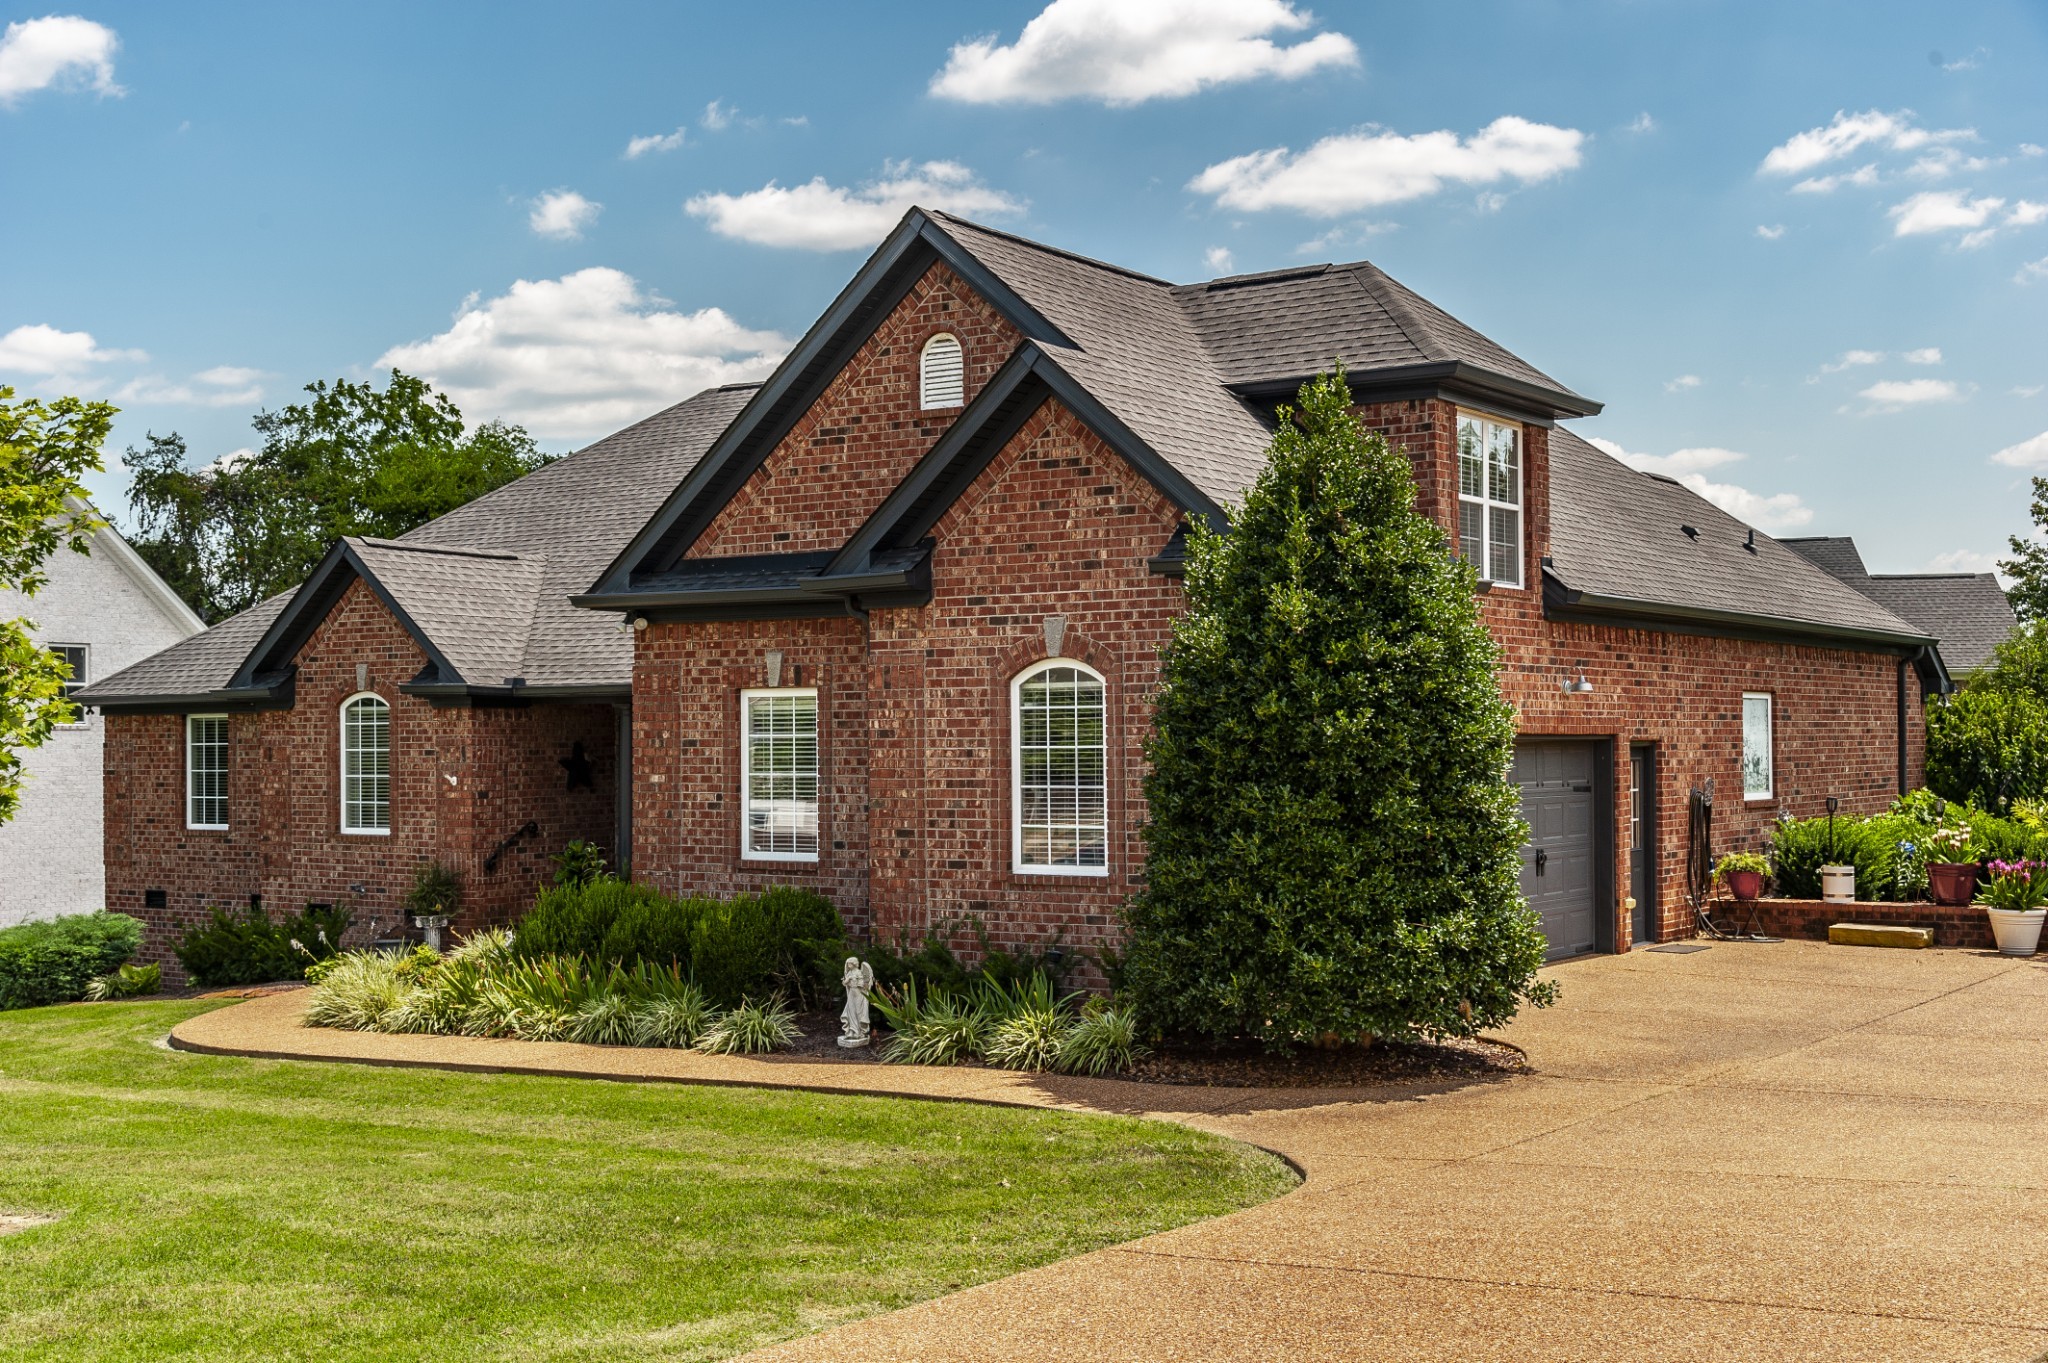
[1628, 742, 1658, 947]
[1514, 735, 1618, 957]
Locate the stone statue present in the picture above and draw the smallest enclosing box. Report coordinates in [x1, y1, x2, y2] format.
[839, 956, 876, 1049]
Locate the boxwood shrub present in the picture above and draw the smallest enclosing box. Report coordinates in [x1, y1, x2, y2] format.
[0, 912, 143, 1009]
[514, 880, 843, 1007]
[173, 903, 350, 987]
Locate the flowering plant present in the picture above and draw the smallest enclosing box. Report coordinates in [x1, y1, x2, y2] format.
[1980, 860, 2048, 912]
[1927, 824, 1974, 862]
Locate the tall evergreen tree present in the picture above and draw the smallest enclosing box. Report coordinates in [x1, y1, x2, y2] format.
[1122, 372, 1554, 1048]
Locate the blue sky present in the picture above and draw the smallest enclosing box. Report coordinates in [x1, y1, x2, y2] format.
[2, 0, 2044, 575]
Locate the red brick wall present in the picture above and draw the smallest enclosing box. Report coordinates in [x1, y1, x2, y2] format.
[689, 261, 1022, 558]
[105, 579, 616, 980]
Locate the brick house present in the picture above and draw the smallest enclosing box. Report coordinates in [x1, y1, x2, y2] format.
[83, 209, 1956, 975]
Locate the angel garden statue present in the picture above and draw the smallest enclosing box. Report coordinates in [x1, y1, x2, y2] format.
[838, 956, 876, 1048]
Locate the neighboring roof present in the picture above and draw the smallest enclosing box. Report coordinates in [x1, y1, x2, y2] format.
[1784, 536, 2017, 673]
[588, 208, 1601, 602]
[63, 498, 207, 638]
[79, 384, 757, 708]
[1546, 431, 1937, 651]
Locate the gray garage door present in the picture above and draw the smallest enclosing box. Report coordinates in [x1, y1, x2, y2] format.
[1512, 741, 1599, 960]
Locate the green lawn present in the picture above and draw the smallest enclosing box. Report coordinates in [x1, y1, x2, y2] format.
[0, 1000, 1292, 1362]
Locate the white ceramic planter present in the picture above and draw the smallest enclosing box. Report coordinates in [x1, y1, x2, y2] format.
[1820, 864, 1857, 904]
[1986, 906, 2047, 957]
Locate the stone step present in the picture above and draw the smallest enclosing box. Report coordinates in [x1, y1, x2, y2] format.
[1828, 922, 1934, 949]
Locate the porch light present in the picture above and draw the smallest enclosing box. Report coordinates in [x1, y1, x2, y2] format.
[1560, 670, 1594, 695]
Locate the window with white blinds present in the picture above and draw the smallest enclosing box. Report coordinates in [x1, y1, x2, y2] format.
[919, 333, 964, 409]
[187, 714, 229, 830]
[1012, 661, 1109, 875]
[341, 693, 391, 834]
[742, 689, 820, 861]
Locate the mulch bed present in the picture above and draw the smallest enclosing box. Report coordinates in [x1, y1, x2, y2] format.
[779, 1009, 1525, 1087]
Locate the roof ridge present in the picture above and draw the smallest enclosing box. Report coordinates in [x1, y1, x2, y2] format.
[926, 210, 1174, 287]
[352, 536, 526, 562]
[1344, 262, 1450, 364]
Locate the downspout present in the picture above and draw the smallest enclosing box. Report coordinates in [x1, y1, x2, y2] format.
[1896, 654, 1909, 796]
[614, 702, 633, 878]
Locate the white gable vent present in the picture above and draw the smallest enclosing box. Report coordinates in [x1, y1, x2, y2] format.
[919, 333, 964, 409]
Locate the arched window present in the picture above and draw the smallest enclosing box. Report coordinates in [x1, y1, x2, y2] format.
[340, 692, 391, 834]
[1011, 660, 1108, 875]
[919, 333, 964, 410]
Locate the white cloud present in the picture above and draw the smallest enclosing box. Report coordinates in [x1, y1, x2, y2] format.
[1927, 548, 1999, 573]
[529, 189, 600, 241]
[625, 127, 686, 158]
[1292, 221, 1397, 256]
[1937, 47, 1988, 74]
[2017, 257, 2048, 285]
[1991, 430, 2048, 469]
[1820, 349, 1886, 374]
[1189, 115, 1584, 216]
[206, 447, 255, 474]
[701, 98, 735, 130]
[1760, 109, 1974, 177]
[1887, 190, 2044, 245]
[1626, 112, 1655, 134]
[2011, 201, 2048, 228]
[1589, 437, 1812, 531]
[1755, 223, 1786, 240]
[2016, 385, 2045, 398]
[1204, 246, 1235, 274]
[1664, 374, 1702, 392]
[930, 0, 1356, 106]
[1791, 163, 1880, 194]
[686, 160, 1024, 251]
[0, 323, 144, 376]
[1903, 347, 1942, 365]
[1855, 378, 1962, 412]
[116, 367, 264, 407]
[375, 267, 788, 440]
[0, 15, 120, 106]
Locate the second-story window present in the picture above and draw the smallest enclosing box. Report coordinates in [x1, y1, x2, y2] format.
[919, 333, 964, 409]
[1457, 413, 1522, 588]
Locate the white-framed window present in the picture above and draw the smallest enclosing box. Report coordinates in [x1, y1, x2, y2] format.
[1741, 692, 1773, 801]
[1456, 412, 1523, 587]
[340, 692, 391, 834]
[1012, 660, 1109, 876]
[741, 688, 819, 861]
[186, 714, 229, 831]
[50, 643, 88, 726]
[919, 332, 964, 410]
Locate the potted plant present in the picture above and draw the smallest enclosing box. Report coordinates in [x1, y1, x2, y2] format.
[405, 861, 462, 950]
[1925, 823, 1977, 906]
[1980, 859, 2048, 956]
[1714, 851, 1769, 902]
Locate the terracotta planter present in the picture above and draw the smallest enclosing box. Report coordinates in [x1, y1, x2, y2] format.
[1986, 906, 2047, 957]
[1927, 862, 1977, 906]
[1725, 869, 1765, 901]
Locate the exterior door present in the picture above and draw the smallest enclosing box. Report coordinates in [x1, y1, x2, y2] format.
[1629, 746, 1655, 945]
[1513, 741, 1599, 960]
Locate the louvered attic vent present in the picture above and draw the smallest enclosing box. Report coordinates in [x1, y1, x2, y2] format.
[920, 333, 964, 409]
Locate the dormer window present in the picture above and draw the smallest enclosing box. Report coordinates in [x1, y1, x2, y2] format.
[919, 333, 964, 409]
[1457, 413, 1522, 588]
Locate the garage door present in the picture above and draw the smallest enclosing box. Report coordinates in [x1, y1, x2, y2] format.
[1512, 741, 1598, 960]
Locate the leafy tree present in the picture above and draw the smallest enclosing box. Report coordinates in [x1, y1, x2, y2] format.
[0, 387, 110, 825]
[1925, 686, 2048, 812]
[1121, 371, 1554, 1050]
[1976, 619, 2048, 698]
[126, 371, 549, 621]
[1999, 476, 2048, 622]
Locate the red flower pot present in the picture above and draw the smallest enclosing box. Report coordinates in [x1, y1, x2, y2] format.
[1725, 869, 1765, 901]
[1927, 862, 1977, 906]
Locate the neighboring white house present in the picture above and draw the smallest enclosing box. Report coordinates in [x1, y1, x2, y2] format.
[0, 505, 203, 927]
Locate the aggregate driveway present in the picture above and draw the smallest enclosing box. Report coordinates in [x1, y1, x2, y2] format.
[174, 941, 2048, 1362]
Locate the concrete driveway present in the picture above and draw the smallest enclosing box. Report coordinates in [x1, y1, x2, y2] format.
[744, 941, 2048, 1362]
[174, 941, 2048, 1361]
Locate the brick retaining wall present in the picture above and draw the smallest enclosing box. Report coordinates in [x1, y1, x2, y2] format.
[1714, 897, 1994, 950]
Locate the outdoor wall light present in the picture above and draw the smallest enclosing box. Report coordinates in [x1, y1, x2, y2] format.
[1560, 670, 1594, 695]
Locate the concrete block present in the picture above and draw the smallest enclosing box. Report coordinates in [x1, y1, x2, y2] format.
[1829, 922, 1934, 949]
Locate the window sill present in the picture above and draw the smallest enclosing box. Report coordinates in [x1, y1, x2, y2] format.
[741, 854, 820, 866]
[1010, 866, 1111, 880]
[185, 825, 230, 834]
[340, 828, 393, 837]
